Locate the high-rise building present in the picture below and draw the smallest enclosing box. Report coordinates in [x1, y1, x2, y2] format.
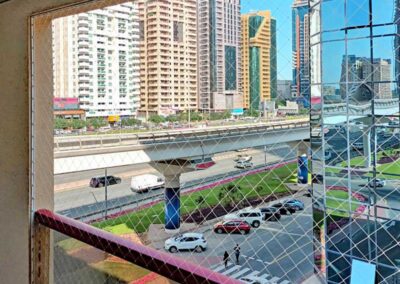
[52, 3, 141, 118]
[242, 11, 277, 110]
[292, 0, 309, 107]
[340, 56, 392, 101]
[277, 80, 293, 101]
[198, 0, 242, 111]
[137, 0, 197, 117]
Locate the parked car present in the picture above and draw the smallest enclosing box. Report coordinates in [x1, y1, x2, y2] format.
[164, 233, 207, 253]
[130, 174, 164, 193]
[235, 161, 253, 169]
[224, 209, 263, 228]
[284, 199, 305, 211]
[367, 178, 386, 188]
[259, 207, 281, 221]
[89, 175, 121, 188]
[214, 220, 251, 235]
[271, 203, 296, 215]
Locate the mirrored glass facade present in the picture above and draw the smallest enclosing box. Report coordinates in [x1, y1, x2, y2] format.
[311, 0, 400, 283]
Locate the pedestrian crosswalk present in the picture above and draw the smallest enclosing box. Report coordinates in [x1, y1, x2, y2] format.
[211, 263, 291, 284]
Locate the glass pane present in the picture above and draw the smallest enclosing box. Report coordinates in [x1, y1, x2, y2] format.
[322, 40, 345, 84]
[321, 0, 344, 31]
[346, 0, 370, 28]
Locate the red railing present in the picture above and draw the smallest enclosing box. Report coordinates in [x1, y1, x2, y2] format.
[35, 209, 240, 284]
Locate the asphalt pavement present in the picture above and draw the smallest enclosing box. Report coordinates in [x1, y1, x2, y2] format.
[168, 194, 314, 284]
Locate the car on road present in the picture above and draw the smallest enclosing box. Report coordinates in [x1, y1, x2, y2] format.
[224, 209, 263, 228]
[89, 175, 122, 188]
[367, 178, 386, 188]
[283, 199, 305, 211]
[130, 174, 164, 193]
[234, 155, 252, 162]
[260, 207, 281, 221]
[240, 276, 270, 284]
[164, 233, 207, 253]
[214, 220, 251, 235]
[271, 203, 296, 215]
[352, 142, 364, 150]
[312, 174, 323, 184]
[235, 161, 253, 169]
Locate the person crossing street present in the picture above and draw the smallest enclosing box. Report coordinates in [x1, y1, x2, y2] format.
[223, 251, 230, 268]
[234, 244, 241, 264]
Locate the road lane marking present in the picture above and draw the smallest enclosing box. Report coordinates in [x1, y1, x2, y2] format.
[269, 276, 280, 283]
[222, 265, 241, 275]
[213, 264, 227, 273]
[246, 271, 262, 278]
[230, 268, 251, 278]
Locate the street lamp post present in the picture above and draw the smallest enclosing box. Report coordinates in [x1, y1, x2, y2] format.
[104, 168, 108, 220]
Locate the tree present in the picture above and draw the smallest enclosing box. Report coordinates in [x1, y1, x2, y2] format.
[218, 184, 244, 208]
[86, 118, 107, 129]
[148, 114, 165, 124]
[54, 118, 69, 129]
[70, 119, 86, 129]
[121, 118, 141, 126]
[244, 108, 259, 117]
[166, 115, 178, 123]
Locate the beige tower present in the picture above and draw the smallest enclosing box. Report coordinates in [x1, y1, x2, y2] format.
[137, 0, 198, 117]
[242, 11, 277, 110]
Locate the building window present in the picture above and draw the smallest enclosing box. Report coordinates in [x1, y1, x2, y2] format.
[173, 21, 184, 43]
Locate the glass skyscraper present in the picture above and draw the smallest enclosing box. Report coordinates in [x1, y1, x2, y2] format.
[292, 0, 310, 107]
[310, 0, 400, 283]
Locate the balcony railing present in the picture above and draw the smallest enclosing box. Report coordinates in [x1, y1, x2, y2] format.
[34, 209, 238, 284]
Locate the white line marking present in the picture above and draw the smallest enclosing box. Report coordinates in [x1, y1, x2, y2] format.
[230, 268, 251, 279]
[222, 265, 241, 275]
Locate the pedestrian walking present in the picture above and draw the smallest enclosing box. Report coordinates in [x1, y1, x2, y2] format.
[234, 244, 241, 264]
[223, 251, 230, 268]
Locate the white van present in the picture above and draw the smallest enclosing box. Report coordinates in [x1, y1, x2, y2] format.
[130, 174, 164, 193]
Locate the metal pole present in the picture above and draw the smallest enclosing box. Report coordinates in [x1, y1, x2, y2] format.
[264, 145, 267, 166]
[105, 168, 108, 220]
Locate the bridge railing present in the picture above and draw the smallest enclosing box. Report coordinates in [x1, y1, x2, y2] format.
[34, 209, 240, 284]
[54, 119, 309, 152]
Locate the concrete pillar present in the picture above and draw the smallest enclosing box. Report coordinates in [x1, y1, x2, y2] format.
[289, 141, 310, 184]
[363, 128, 372, 168]
[164, 174, 181, 233]
[151, 157, 215, 233]
[150, 160, 193, 233]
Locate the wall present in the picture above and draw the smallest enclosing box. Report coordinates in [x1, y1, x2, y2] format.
[0, 0, 127, 282]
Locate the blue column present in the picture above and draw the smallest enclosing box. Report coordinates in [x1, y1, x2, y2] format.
[165, 187, 180, 231]
[298, 154, 308, 184]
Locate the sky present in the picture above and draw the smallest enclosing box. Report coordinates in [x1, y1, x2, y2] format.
[241, 0, 294, 80]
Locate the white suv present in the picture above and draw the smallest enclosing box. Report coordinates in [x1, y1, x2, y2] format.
[224, 209, 263, 228]
[164, 233, 207, 253]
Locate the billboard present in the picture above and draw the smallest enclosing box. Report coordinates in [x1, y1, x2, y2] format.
[54, 98, 80, 110]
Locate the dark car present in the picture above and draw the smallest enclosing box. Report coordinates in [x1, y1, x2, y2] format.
[90, 175, 122, 188]
[271, 203, 296, 215]
[284, 199, 305, 210]
[312, 174, 323, 184]
[260, 207, 281, 221]
[214, 220, 251, 235]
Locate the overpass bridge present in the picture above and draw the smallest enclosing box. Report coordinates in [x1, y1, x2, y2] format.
[54, 119, 310, 174]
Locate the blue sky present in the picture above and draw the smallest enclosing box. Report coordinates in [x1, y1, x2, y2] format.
[242, 0, 294, 80]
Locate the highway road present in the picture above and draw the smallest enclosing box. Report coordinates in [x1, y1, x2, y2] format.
[170, 194, 314, 283]
[54, 146, 297, 219]
[323, 175, 400, 219]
